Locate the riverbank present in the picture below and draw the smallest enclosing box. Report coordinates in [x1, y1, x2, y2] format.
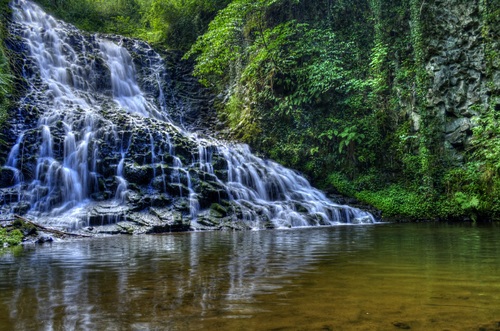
[323, 172, 500, 223]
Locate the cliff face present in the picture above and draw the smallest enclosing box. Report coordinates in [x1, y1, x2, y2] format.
[421, 0, 499, 159]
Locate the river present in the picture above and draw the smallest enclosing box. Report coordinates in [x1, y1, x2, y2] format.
[1, 223, 499, 330]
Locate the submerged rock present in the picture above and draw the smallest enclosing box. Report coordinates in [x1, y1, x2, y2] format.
[35, 234, 54, 244]
[392, 321, 411, 330]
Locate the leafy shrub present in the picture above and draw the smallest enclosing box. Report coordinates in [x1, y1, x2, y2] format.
[326, 173, 356, 197]
[35, 0, 229, 50]
[0, 228, 23, 246]
[0, 0, 12, 130]
[356, 185, 434, 220]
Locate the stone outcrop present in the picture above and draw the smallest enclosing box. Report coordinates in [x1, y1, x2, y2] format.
[423, 0, 500, 156]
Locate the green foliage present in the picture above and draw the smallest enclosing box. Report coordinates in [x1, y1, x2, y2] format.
[0, 228, 23, 246]
[36, 0, 140, 35]
[441, 164, 483, 220]
[327, 173, 436, 220]
[12, 219, 38, 236]
[481, 0, 499, 78]
[0, 52, 11, 96]
[369, 41, 389, 94]
[187, 2, 378, 178]
[0, 0, 13, 132]
[357, 185, 434, 219]
[326, 173, 356, 197]
[453, 192, 479, 214]
[0, 220, 35, 248]
[140, 0, 231, 49]
[335, 126, 365, 154]
[223, 94, 261, 142]
[470, 109, 500, 171]
[35, 0, 229, 50]
[0, 54, 11, 130]
[242, 21, 351, 113]
[185, 0, 251, 87]
[440, 105, 500, 220]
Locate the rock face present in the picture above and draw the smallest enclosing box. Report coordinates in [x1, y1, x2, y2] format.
[0, 0, 375, 234]
[423, 0, 500, 156]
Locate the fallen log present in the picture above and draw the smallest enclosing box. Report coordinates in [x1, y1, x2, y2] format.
[13, 214, 92, 238]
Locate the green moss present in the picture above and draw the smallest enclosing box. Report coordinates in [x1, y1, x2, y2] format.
[356, 185, 435, 220]
[34, 0, 230, 50]
[327, 173, 434, 220]
[0, 228, 23, 246]
[12, 219, 38, 236]
[326, 173, 356, 197]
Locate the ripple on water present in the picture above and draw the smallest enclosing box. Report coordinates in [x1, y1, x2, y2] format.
[1, 224, 500, 330]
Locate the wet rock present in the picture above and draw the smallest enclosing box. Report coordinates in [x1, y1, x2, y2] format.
[477, 321, 500, 331]
[151, 219, 190, 233]
[209, 203, 228, 218]
[146, 209, 191, 232]
[392, 321, 411, 329]
[198, 181, 229, 208]
[36, 234, 53, 244]
[90, 224, 127, 235]
[421, 0, 499, 160]
[87, 203, 132, 226]
[0, 168, 17, 188]
[124, 163, 155, 185]
[0, 187, 22, 205]
[445, 117, 472, 148]
[12, 202, 31, 215]
[445, 117, 470, 134]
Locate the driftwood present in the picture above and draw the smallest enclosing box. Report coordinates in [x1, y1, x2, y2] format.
[14, 214, 92, 238]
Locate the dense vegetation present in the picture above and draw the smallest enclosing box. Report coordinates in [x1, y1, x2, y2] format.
[5, 0, 500, 221]
[184, 0, 443, 220]
[0, 227, 23, 246]
[35, 0, 230, 50]
[0, 0, 13, 136]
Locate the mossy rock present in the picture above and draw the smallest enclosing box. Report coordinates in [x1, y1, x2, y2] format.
[12, 219, 37, 236]
[209, 202, 228, 218]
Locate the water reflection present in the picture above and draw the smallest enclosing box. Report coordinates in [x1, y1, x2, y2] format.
[2, 224, 500, 331]
[0, 227, 374, 330]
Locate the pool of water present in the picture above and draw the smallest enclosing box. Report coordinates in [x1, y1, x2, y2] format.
[1, 223, 500, 330]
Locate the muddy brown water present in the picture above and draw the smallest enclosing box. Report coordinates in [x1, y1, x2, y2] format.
[1, 223, 500, 330]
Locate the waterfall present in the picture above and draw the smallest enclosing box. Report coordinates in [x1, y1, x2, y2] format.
[0, 0, 375, 230]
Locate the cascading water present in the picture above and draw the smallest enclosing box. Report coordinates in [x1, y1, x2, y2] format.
[0, 0, 375, 232]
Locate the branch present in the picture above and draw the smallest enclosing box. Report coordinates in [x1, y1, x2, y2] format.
[14, 215, 92, 238]
[420, 0, 426, 15]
